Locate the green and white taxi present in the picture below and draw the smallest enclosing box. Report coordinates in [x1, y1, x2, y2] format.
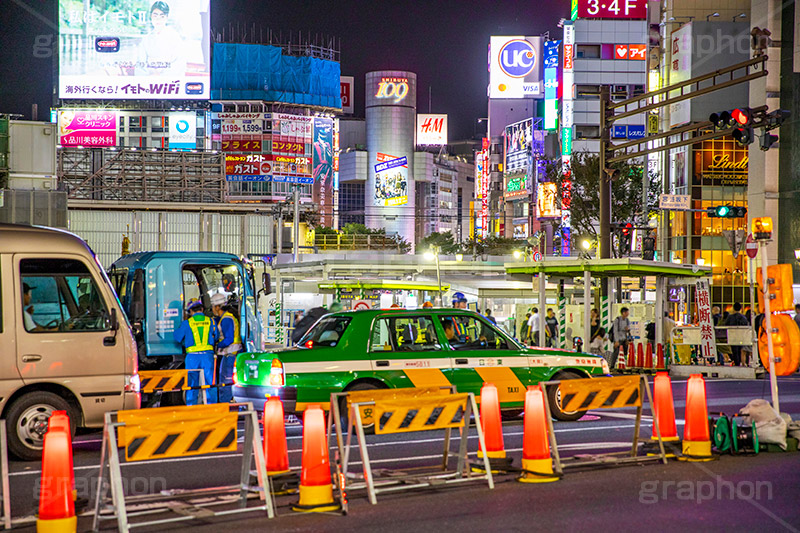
[233, 308, 610, 421]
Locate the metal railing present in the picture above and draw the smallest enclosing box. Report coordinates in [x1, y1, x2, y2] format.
[314, 233, 404, 252]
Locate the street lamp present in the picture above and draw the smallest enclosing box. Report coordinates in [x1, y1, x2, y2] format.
[706, 12, 719, 21]
[794, 248, 800, 262]
[513, 250, 523, 260]
[425, 245, 443, 306]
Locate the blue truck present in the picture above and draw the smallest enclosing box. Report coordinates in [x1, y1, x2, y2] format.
[108, 252, 264, 383]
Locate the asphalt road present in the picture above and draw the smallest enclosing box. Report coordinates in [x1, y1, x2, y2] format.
[8, 376, 800, 532]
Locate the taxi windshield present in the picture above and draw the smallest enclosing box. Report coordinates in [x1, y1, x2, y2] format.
[299, 315, 351, 347]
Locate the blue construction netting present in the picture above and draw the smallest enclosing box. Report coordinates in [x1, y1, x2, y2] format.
[211, 43, 341, 108]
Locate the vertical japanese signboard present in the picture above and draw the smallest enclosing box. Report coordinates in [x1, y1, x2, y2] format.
[694, 279, 717, 361]
[313, 117, 334, 226]
[543, 40, 560, 131]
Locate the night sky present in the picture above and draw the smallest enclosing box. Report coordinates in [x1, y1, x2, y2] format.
[0, 0, 568, 140]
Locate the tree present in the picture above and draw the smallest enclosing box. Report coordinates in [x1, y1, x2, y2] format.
[418, 231, 460, 255]
[546, 151, 659, 256]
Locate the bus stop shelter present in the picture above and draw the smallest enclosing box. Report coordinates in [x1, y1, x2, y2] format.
[505, 258, 712, 350]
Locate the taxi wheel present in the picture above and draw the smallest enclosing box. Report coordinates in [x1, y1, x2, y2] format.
[341, 381, 386, 435]
[548, 372, 587, 422]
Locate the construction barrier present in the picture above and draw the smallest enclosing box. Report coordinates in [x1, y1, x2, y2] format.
[92, 403, 274, 531]
[139, 369, 210, 406]
[331, 387, 493, 507]
[541, 375, 668, 473]
[0, 420, 12, 530]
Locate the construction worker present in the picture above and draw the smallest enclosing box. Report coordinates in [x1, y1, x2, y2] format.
[174, 298, 218, 405]
[211, 293, 241, 403]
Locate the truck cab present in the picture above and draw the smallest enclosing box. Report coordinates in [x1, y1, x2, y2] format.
[108, 252, 262, 369]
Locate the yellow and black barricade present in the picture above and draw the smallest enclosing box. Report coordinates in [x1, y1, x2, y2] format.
[329, 387, 493, 508]
[139, 369, 215, 406]
[541, 375, 668, 474]
[91, 403, 275, 531]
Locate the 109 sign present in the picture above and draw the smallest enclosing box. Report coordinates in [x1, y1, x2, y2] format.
[578, 0, 646, 19]
[375, 78, 409, 103]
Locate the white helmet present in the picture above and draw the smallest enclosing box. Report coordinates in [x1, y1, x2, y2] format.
[210, 293, 227, 307]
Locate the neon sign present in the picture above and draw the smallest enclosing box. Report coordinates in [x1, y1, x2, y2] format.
[375, 77, 409, 103]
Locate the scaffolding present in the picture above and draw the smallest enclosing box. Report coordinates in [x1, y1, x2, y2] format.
[59, 148, 226, 204]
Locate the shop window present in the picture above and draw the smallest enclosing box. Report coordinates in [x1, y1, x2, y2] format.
[576, 45, 601, 59]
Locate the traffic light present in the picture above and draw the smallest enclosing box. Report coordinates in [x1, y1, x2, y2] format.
[618, 222, 633, 256]
[709, 110, 734, 130]
[642, 230, 656, 260]
[731, 107, 754, 146]
[766, 109, 790, 128]
[760, 132, 779, 151]
[706, 205, 747, 218]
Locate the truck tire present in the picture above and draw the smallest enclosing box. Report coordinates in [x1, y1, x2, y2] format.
[6, 392, 76, 461]
[548, 372, 588, 422]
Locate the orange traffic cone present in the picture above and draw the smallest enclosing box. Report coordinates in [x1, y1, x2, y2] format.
[679, 374, 714, 462]
[292, 405, 340, 512]
[616, 345, 627, 371]
[477, 383, 507, 464]
[627, 342, 636, 368]
[651, 372, 679, 442]
[636, 343, 644, 368]
[47, 412, 75, 503]
[263, 397, 290, 475]
[37, 426, 76, 532]
[656, 344, 665, 369]
[518, 385, 559, 483]
[645, 343, 654, 369]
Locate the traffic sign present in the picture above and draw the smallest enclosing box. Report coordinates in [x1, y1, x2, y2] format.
[352, 300, 371, 311]
[745, 233, 758, 259]
[658, 194, 691, 210]
[533, 251, 543, 262]
[722, 229, 745, 257]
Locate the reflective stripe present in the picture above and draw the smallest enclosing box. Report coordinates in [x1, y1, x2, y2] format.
[220, 312, 242, 345]
[187, 315, 213, 353]
[403, 368, 451, 388]
[473, 367, 527, 403]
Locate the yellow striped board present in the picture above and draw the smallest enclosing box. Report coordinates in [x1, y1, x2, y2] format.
[347, 386, 448, 427]
[557, 375, 642, 413]
[116, 404, 238, 462]
[473, 367, 527, 404]
[403, 368, 451, 389]
[372, 393, 469, 435]
[139, 369, 189, 393]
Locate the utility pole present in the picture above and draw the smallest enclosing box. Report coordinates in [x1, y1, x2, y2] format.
[598, 86, 613, 299]
[292, 185, 300, 262]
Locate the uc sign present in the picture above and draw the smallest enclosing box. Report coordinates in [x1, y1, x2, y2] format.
[375, 78, 409, 103]
[499, 39, 537, 78]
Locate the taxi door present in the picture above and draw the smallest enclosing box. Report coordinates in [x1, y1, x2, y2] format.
[436, 313, 530, 406]
[368, 314, 452, 389]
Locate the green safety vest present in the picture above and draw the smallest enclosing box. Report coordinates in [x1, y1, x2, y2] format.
[186, 315, 214, 353]
[221, 311, 242, 345]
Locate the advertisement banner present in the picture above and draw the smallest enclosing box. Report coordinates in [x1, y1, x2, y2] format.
[537, 182, 561, 218]
[58, 110, 117, 146]
[505, 119, 532, 173]
[543, 40, 561, 131]
[221, 140, 262, 152]
[669, 24, 692, 127]
[313, 118, 334, 225]
[59, 0, 211, 99]
[374, 154, 408, 206]
[416, 114, 448, 146]
[695, 279, 718, 361]
[340, 76, 354, 114]
[225, 154, 272, 182]
[489, 36, 544, 99]
[220, 119, 262, 135]
[576, 0, 647, 19]
[168, 111, 196, 149]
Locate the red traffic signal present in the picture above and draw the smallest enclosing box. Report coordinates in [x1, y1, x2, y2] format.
[622, 223, 633, 236]
[731, 108, 751, 126]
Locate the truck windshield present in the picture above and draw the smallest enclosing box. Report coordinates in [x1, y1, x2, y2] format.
[299, 316, 351, 348]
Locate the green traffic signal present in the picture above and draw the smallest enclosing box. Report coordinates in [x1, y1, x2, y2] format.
[716, 205, 731, 217]
[706, 205, 747, 218]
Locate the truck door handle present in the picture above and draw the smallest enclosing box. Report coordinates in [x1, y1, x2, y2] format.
[103, 335, 117, 347]
[375, 360, 389, 367]
[455, 358, 468, 365]
[21, 354, 42, 363]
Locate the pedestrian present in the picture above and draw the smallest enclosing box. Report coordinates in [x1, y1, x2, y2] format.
[645, 320, 656, 350]
[610, 307, 631, 368]
[711, 305, 722, 326]
[484, 308, 497, 325]
[590, 308, 601, 343]
[589, 327, 607, 357]
[724, 302, 749, 366]
[520, 312, 531, 343]
[527, 307, 540, 345]
[545, 308, 558, 348]
[291, 301, 343, 344]
[794, 304, 800, 330]
[173, 298, 218, 405]
[211, 293, 241, 403]
[451, 291, 468, 309]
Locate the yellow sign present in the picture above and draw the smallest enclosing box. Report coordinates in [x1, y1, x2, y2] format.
[557, 375, 641, 412]
[372, 393, 469, 434]
[647, 114, 659, 134]
[537, 182, 561, 218]
[139, 369, 190, 394]
[117, 404, 238, 462]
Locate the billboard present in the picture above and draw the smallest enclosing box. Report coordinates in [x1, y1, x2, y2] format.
[669, 24, 692, 127]
[168, 111, 196, 149]
[374, 153, 408, 207]
[543, 40, 560, 130]
[505, 119, 532, 173]
[340, 76, 354, 114]
[537, 182, 561, 218]
[59, 0, 211, 99]
[416, 114, 448, 145]
[225, 154, 271, 182]
[489, 36, 544, 99]
[313, 117, 334, 225]
[576, 0, 647, 19]
[58, 110, 117, 146]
